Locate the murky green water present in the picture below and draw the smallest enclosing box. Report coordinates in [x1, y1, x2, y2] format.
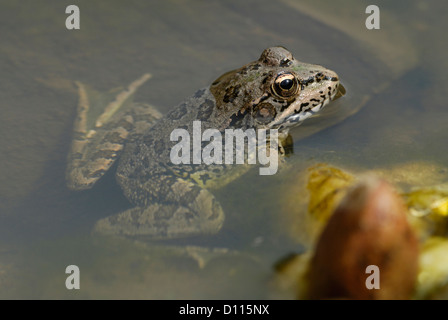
[0, 0, 447, 299]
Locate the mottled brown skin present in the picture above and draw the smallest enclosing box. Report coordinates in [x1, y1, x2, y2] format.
[306, 177, 419, 300]
[67, 47, 341, 239]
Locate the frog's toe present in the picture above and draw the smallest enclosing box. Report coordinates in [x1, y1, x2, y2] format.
[93, 189, 225, 239]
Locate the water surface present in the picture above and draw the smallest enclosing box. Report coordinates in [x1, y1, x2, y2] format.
[0, 0, 447, 299]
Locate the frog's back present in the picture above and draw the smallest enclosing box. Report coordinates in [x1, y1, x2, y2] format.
[115, 87, 217, 201]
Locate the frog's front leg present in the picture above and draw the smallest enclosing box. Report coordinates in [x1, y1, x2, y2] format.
[66, 74, 162, 190]
[93, 174, 225, 239]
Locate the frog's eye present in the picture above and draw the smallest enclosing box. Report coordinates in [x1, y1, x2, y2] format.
[271, 72, 299, 99]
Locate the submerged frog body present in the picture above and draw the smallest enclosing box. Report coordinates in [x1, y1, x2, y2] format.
[66, 47, 341, 239]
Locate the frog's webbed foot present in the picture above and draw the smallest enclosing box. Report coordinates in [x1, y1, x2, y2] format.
[66, 74, 162, 190]
[93, 178, 225, 239]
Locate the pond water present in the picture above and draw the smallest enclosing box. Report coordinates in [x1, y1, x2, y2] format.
[0, 0, 447, 299]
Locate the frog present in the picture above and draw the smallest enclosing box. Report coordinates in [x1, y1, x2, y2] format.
[66, 46, 342, 239]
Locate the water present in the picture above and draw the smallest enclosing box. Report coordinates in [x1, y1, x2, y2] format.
[0, 0, 447, 299]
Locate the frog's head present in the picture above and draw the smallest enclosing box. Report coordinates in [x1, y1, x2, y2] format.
[210, 46, 343, 132]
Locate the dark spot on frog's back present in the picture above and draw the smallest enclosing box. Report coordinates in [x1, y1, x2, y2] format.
[154, 140, 165, 154]
[280, 59, 292, 67]
[229, 109, 246, 128]
[239, 66, 248, 75]
[168, 102, 188, 121]
[197, 99, 215, 119]
[193, 88, 206, 98]
[142, 135, 153, 147]
[132, 143, 142, 156]
[223, 84, 241, 103]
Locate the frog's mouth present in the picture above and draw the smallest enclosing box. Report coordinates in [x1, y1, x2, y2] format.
[271, 83, 345, 131]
